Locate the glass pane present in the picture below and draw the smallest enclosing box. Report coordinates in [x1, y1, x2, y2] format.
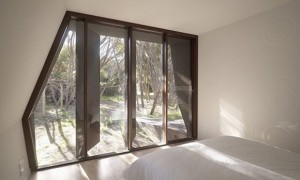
[87, 23, 128, 156]
[167, 37, 192, 141]
[133, 31, 163, 148]
[30, 20, 82, 166]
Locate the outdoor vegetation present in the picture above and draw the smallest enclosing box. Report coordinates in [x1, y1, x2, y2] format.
[32, 29, 187, 166]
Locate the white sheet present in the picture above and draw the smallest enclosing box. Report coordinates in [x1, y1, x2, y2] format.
[123, 136, 300, 180]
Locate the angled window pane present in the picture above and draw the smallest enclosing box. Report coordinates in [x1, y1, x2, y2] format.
[167, 37, 192, 141]
[86, 23, 128, 156]
[29, 20, 83, 166]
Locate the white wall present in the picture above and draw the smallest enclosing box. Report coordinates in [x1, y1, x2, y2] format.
[0, 0, 66, 179]
[198, 0, 300, 153]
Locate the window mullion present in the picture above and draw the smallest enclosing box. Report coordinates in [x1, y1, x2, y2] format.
[83, 19, 88, 158]
[162, 34, 168, 144]
[127, 27, 134, 150]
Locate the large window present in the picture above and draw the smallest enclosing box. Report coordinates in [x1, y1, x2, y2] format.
[22, 11, 198, 170]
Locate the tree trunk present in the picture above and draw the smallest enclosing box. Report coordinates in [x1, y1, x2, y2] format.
[60, 83, 64, 110]
[139, 44, 145, 108]
[150, 90, 160, 115]
[136, 98, 140, 111]
[42, 89, 46, 114]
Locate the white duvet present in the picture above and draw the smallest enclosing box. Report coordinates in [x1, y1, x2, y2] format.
[123, 136, 300, 180]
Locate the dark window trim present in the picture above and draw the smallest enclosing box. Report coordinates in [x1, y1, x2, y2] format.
[162, 33, 168, 143]
[191, 37, 198, 139]
[68, 11, 197, 39]
[22, 13, 71, 170]
[22, 11, 198, 171]
[127, 26, 134, 150]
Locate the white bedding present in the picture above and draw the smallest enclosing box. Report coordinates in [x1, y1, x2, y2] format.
[123, 136, 300, 180]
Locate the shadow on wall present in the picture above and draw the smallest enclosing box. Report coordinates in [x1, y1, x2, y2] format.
[218, 76, 300, 153]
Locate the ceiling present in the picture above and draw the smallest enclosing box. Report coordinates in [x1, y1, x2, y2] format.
[66, 0, 293, 35]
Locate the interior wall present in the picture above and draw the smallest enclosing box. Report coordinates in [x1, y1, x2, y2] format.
[198, 0, 300, 153]
[0, 0, 66, 179]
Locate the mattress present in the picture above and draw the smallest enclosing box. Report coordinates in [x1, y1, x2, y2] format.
[123, 136, 300, 180]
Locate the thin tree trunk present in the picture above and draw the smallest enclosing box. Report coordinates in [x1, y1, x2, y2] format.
[136, 98, 140, 111]
[144, 73, 150, 101]
[49, 81, 59, 115]
[150, 90, 160, 115]
[138, 45, 145, 108]
[42, 89, 46, 114]
[60, 83, 64, 110]
[49, 82, 58, 105]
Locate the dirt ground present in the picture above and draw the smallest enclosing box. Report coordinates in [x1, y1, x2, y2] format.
[34, 100, 186, 166]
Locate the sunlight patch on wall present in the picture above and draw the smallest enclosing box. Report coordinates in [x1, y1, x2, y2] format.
[219, 100, 244, 137]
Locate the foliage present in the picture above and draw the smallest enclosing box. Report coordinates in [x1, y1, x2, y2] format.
[51, 31, 76, 81]
[167, 109, 182, 121]
[43, 28, 181, 120]
[100, 95, 124, 102]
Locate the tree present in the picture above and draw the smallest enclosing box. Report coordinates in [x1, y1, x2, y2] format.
[136, 41, 163, 115]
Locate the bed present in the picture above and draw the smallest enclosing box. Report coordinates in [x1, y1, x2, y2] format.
[123, 136, 300, 180]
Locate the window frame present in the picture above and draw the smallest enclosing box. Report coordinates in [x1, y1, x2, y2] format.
[22, 11, 198, 171]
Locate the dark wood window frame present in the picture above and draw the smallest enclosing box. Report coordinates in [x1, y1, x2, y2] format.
[22, 11, 198, 171]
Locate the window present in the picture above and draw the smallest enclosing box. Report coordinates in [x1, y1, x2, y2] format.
[22, 11, 198, 170]
[133, 31, 164, 148]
